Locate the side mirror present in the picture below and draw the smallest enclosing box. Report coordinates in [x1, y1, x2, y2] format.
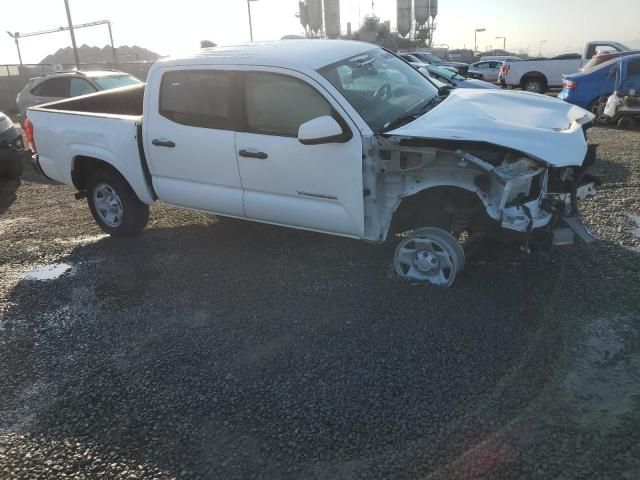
[298, 115, 351, 145]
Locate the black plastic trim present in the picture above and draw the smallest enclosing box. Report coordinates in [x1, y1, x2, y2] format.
[136, 122, 158, 200]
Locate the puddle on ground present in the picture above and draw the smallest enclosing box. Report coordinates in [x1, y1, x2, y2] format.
[23, 263, 73, 281]
[563, 315, 640, 429]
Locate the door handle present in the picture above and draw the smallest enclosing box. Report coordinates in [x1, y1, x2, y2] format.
[238, 149, 268, 160]
[152, 138, 176, 148]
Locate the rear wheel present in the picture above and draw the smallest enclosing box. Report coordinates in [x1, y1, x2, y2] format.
[87, 168, 149, 236]
[394, 227, 465, 287]
[522, 76, 546, 94]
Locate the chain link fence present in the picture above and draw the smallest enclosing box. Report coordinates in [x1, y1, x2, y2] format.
[0, 63, 153, 112]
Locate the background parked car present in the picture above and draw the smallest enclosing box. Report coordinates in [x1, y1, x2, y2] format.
[579, 49, 640, 72]
[499, 41, 630, 93]
[404, 51, 469, 76]
[559, 53, 640, 124]
[424, 65, 501, 89]
[479, 55, 521, 63]
[467, 60, 504, 82]
[16, 70, 143, 118]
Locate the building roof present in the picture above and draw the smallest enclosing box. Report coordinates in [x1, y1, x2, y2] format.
[157, 39, 376, 71]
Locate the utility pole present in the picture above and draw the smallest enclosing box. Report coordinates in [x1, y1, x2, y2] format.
[6, 32, 23, 66]
[539, 40, 547, 57]
[496, 36, 506, 51]
[63, 0, 80, 68]
[474, 28, 486, 53]
[107, 21, 116, 64]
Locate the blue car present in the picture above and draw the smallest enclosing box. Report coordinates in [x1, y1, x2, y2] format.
[558, 53, 640, 124]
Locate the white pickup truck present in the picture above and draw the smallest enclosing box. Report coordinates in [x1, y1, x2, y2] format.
[500, 41, 630, 93]
[26, 40, 599, 286]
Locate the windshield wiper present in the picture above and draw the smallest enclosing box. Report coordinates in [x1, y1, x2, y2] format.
[381, 94, 444, 132]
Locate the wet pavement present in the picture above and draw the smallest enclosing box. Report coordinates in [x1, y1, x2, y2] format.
[0, 127, 639, 479]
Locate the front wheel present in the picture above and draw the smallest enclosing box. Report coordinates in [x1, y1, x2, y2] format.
[394, 227, 465, 287]
[87, 168, 149, 236]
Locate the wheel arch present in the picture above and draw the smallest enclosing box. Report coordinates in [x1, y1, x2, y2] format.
[387, 184, 487, 237]
[520, 72, 548, 89]
[70, 153, 154, 205]
[72, 155, 125, 192]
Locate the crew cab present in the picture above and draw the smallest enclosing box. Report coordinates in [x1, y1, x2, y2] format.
[26, 40, 599, 287]
[499, 41, 630, 93]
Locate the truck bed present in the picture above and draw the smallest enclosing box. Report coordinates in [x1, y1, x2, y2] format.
[37, 83, 145, 116]
[27, 83, 155, 204]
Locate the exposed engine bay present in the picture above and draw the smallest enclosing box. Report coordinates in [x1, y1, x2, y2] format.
[362, 134, 599, 249]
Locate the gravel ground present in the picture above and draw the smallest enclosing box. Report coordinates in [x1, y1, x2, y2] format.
[1, 127, 639, 480]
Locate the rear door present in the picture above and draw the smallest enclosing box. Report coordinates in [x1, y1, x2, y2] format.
[144, 67, 245, 217]
[234, 69, 364, 238]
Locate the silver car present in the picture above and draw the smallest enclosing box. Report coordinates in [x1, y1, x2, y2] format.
[467, 60, 504, 82]
[16, 70, 143, 118]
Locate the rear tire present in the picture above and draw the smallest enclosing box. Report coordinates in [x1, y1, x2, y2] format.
[521, 76, 547, 94]
[87, 168, 149, 236]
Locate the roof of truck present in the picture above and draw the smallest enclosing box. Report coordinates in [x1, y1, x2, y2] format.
[157, 40, 376, 70]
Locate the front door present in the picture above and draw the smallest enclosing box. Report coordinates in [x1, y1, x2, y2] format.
[235, 70, 364, 238]
[144, 67, 245, 217]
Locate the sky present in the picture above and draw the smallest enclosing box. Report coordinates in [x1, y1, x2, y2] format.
[1, 0, 639, 64]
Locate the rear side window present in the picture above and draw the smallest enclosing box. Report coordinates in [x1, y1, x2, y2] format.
[70, 78, 97, 97]
[31, 77, 69, 97]
[627, 59, 640, 76]
[244, 72, 332, 137]
[160, 70, 231, 130]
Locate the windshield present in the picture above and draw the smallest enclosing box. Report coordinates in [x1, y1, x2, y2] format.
[93, 75, 143, 90]
[429, 65, 466, 81]
[319, 49, 439, 133]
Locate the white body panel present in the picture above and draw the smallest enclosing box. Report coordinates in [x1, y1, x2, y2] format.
[26, 109, 155, 204]
[503, 59, 581, 88]
[143, 66, 245, 217]
[389, 88, 594, 167]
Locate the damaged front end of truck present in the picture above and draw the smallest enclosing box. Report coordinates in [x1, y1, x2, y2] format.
[363, 125, 598, 286]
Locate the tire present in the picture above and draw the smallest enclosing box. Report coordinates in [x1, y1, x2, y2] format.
[589, 96, 620, 125]
[393, 227, 465, 287]
[522, 76, 546, 94]
[87, 167, 149, 236]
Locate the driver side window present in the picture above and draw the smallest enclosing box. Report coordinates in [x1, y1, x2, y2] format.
[244, 72, 332, 137]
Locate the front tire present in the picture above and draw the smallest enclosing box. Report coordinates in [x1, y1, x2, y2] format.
[394, 227, 465, 287]
[87, 168, 149, 236]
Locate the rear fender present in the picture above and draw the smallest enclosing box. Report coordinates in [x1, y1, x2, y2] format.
[70, 144, 155, 204]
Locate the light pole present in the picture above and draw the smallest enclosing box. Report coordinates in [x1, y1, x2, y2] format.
[63, 0, 80, 68]
[247, 0, 259, 42]
[474, 28, 486, 53]
[539, 40, 548, 57]
[6, 32, 23, 66]
[495, 36, 506, 51]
